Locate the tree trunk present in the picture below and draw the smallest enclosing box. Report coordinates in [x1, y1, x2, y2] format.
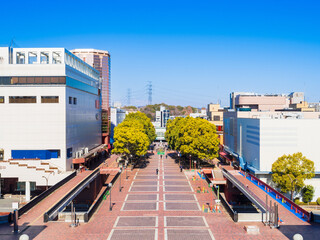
[291, 190, 294, 201]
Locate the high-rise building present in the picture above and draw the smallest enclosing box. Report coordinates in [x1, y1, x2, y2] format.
[71, 49, 111, 144]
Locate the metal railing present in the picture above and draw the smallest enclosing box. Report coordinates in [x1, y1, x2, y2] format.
[222, 169, 267, 213]
[44, 169, 100, 222]
[18, 171, 76, 217]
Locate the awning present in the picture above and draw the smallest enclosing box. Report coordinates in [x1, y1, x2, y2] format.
[73, 144, 106, 164]
[219, 152, 227, 156]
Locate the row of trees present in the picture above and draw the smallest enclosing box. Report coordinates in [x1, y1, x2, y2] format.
[165, 117, 220, 163]
[272, 152, 315, 201]
[112, 112, 156, 161]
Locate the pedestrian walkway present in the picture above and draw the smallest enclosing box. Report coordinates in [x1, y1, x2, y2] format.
[8, 153, 316, 240]
[107, 152, 214, 240]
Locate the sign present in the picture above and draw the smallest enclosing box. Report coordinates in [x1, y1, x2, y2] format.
[157, 152, 165, 155]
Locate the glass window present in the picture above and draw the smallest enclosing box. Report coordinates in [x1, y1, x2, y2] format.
[214, 115, 221, 121]
[40, 52, 49, 64]
[67, 148, 73, 158]
[28, 52, 37, 64]
[41, 96, 59, 103]
[73, 97, 77, 105]
[69, 97, 72, 104]
[16, 52, 25, 64]
[52, 51, 61, 64]
[9, 96, 37, 103]
[0, 96, 4, 103]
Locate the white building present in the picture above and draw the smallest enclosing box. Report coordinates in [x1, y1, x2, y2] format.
[223, 111, 320, 200]
[155, 106, 170, 128]
[0, 47, 102, 198]
[110, 107, 127, 139]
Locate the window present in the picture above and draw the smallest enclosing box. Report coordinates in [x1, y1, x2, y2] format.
[52, 51, 61, 64]
[40, 52, 49, 64]
[16, 52, 25, 64]
[0, 96, 4, 103]
[69, 97, 72, 104]
[28, 52, 37, 64]
[41, 96, 59, 103]
[0, 76, 66, 85]
[73, 97, 77, 105]
[0, 149, 3, 160]
[9, 96, 36, 103]
[67, 148, 73, 158]
[213, 115, 221, 121]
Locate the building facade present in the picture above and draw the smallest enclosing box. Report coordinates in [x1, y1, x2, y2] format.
[0, 47, 102, 195]
[207, 104, 224, 144]
[223, 110, 320, 200]
[71, 49, 111, 144]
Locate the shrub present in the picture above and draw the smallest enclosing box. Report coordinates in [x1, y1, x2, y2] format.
[317, 197, 320, 205]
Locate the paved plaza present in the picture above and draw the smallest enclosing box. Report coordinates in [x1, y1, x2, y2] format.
[1, 152, 319, 239]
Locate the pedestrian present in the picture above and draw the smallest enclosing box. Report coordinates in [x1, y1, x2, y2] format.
[165, 154, 167, 159]
[180, 165, 183, 172]
[156, 168, 159, 175]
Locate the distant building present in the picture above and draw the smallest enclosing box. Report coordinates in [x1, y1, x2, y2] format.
[0, 47, 102, 198]
[309, 102, 320, 112]
[110, 107, 127, 139]
[71, 49, 111, 144]
[207, 104, 225, 144]
[222, 110, 320, 201]
[156, 105, 170, 128]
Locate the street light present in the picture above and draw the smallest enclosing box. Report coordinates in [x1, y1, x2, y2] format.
[189, 155, 191, 170]
[109, 183, 113, 211]
[119, 168, 122, 192]
[42, 172, 55, 190]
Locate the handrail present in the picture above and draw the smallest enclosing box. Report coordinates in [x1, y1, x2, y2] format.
[241, 170, 310, 221]
[222, 169, 267, 212]
[44, 168, 100, 222]
[84, 172, 120, 222]
[18, 171, 76, 217]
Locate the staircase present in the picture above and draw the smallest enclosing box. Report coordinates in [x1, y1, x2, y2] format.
[0, 159, 72, 186]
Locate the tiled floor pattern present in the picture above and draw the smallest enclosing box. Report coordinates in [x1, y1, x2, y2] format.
[108, 154, 214, 240]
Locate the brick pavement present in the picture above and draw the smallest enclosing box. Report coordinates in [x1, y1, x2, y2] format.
[3, 153, 319, 239]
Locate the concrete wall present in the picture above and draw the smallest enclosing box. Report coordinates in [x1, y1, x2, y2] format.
[0, 86, 66, 169]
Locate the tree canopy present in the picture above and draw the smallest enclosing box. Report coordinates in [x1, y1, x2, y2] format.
[112, 112, 155, 160]
[271, 152, 315, 200]
[302, 185, 315, 203]
[166, 117, 219, 162]
[124, 112, 156, 143]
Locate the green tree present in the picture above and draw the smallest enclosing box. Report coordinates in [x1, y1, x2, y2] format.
[124, 112, 156, 143]
[272, 152, 315, 200]
[112, 122, 149, 159]
[301, 185, 315, 204]
[166, 117, 219, 163]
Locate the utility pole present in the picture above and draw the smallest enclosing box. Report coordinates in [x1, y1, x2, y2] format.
[127, 88, 131, 106]
[147, 81, 152, 105]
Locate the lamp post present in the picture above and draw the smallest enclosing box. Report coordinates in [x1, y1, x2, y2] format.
[109, 183, 113, 211]
[119, 168, 122, 192]
[42, 172, 55, 190]
[189, 155, 191, 170]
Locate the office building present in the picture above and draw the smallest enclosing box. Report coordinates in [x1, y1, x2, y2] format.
[222, 110, 320, 200]
[0, 47, 102, 198]
[71, 49, 111, 144]
[207, 104, 225, 144]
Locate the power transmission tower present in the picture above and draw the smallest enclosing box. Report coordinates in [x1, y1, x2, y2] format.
[147, 81, 152, 105]
[127, 88, 131, 106]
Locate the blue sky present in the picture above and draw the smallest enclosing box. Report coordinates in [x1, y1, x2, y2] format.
[0, 0, 319, 107]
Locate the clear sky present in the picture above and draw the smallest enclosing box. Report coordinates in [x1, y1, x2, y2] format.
[0, 0, 319, 107]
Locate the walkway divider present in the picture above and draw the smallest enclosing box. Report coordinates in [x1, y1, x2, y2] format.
[239, 170, 310, 222]
[18, 172, 76, 218]
[44, 169, 100, 222]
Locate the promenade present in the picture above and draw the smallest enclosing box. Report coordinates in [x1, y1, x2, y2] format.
[1, 153, 307, 239]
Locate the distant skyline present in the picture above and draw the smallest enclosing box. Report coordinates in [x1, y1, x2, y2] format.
[1, 0, 319, 107]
